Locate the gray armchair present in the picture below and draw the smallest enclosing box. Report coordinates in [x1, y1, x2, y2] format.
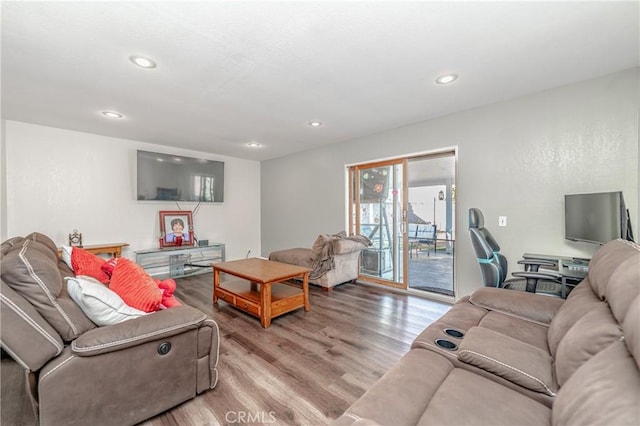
[468, 208, 563, 296]
[269, 232, 371, 290]
[0, 233, 219, 426]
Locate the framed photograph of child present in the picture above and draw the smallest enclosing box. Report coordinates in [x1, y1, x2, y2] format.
[159, 210, 194, 248]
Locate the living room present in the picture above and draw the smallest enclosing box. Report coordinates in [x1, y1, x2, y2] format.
[2, 4, 638, 299]
[1, 1, 639, 425]
[3, 71, 637, 298]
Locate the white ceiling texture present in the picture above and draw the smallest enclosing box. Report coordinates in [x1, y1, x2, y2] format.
[2, 1, 638, 161]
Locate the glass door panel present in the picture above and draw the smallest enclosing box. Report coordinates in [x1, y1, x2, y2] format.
[353, 160, 406, 288]
[406, 154, 456, 296]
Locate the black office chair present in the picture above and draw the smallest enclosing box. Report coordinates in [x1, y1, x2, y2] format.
[468, 208, 563, 296]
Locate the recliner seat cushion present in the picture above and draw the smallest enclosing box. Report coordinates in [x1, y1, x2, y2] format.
[336, 348, 551, 426]
[418, 368, 551, 425]
[457, 327, 556, 396]
[478, 311, 549, 351]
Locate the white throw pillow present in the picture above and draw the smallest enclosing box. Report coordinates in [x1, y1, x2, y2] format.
[66, 276, 146, 326]
[61, 245, 74, 271]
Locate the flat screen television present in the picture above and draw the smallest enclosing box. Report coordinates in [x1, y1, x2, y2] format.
[564, 191, 632, 245]
[137, 150, 224, 202]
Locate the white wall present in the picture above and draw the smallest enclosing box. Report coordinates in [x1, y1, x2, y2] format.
[4, 121, 261, 261]
[1, 119, 7, 240]
[261, 68, 639, 299]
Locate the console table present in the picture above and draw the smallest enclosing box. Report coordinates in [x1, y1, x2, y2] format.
[82, 243, 130, 258]
[135, 243, 225, 279]
[522, 253, 590, 298]
[58, 243, 129, 258]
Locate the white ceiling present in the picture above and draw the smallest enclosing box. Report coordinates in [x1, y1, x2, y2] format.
[2, 1, 638, 161]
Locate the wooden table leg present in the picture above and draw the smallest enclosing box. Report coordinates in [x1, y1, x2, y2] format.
[261, 282, 272, 328]
[302, 272, 310, 312]
[213, 268, 220, 304]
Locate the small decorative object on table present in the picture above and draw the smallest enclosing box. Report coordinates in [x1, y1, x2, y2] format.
[159, 210, 194, 248]
[68, 229, 83, 247]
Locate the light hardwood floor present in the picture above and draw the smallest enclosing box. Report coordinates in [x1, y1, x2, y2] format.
[1, 274, 451, 426]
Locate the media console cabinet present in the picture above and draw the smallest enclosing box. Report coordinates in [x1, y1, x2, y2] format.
[135, 243, 225, 279]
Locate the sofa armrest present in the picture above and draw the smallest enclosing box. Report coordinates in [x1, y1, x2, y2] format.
[458, 327, 556, 396]
[71, 305, 209, 356]
[469, 287, 564, 325]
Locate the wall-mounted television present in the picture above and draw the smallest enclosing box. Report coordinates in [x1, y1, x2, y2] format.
[137, 150, 224, 202]
[564, 191, 633, 245]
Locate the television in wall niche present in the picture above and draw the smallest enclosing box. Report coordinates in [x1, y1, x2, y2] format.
[564, 191, 633, 245]
[137, 150, 224, 202]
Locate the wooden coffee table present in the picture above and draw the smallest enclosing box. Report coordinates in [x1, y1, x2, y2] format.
[212, 258, 310, 328]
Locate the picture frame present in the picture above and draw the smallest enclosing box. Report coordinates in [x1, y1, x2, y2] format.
[159, 210, 194, 248]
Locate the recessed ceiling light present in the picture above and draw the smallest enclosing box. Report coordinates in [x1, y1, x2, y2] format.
[102, 111, 123, 119]
[130, 56, 157, 69]
[308, 121, 323, 127]
[435, 74, 458, 84]
[247, 142, 261, 148]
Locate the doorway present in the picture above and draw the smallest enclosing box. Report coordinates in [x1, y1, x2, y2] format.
[406, 154, 455, 296]
[348, 151, 456, 297]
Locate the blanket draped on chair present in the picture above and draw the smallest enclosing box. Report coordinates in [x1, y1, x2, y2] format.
[309, 232, 371, 280]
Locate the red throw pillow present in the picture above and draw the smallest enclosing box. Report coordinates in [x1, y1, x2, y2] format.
[101, 257, 119, 277]
[71, 247, 110, 284]
[155, 278, 182, 309]
[109, 258, 162, 312]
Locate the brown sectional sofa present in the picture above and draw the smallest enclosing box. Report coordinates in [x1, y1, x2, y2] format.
[334, 238, 640, 425]
[0, 233, 220, 426]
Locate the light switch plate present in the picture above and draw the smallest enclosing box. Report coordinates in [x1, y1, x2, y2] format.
[498, 216, 507, 227]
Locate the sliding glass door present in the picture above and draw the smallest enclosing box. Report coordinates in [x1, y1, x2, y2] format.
[350, 159, 406, 288]
[349, 151, 456, 296]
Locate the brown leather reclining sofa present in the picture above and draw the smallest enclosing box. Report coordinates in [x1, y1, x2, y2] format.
[1, 233, 220, 426]
[334, 238, 640, 425]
